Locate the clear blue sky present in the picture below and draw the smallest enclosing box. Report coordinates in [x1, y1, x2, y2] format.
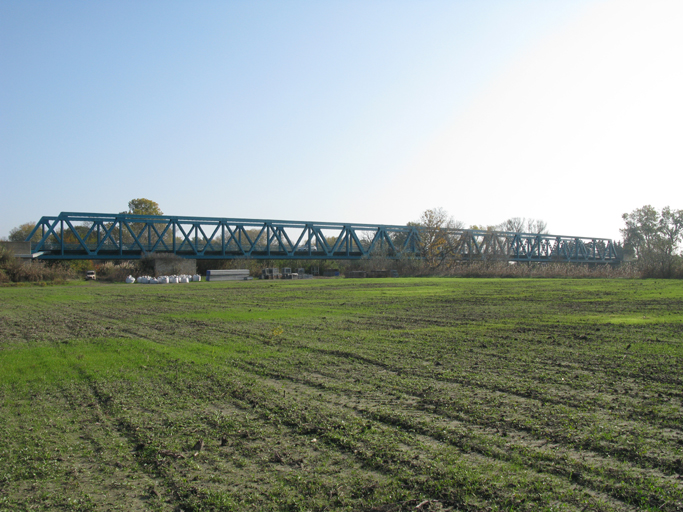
[2, 0, 682, 241]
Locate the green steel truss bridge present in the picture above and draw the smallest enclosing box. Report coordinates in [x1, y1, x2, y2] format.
[26, 212, 620, 263]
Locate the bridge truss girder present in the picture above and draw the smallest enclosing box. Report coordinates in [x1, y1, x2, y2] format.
[26, 212, 620, 263]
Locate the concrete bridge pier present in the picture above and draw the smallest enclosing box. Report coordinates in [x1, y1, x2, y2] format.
[153, 256, 196, 276]
[0, 242, 39, 260]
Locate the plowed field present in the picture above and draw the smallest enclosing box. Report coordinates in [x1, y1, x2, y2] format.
[1, 278, 682, 511]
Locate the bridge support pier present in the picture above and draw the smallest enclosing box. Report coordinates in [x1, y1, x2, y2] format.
[0, 242, 35, 260]
[154, 256, 196, 277]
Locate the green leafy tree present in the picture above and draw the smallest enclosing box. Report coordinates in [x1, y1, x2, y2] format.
[63, 225, 90, 245]
[621, 205, 683, 277]
[126, 198, 163, 216]
[118, 199, 165, 247]
[390, 222, 419, 254]
[8, 222, 40, 242]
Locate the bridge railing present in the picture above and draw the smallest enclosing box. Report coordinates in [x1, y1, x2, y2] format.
[26, 212, 620, 263]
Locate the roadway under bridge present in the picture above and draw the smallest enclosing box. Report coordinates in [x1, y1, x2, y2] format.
[26, 212, 621, 264]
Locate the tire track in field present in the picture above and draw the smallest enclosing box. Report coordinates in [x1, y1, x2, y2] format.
[234, 354, 683, 511]
[139, 362, 566, 509]
[73, 375, 246, 511]
[78, 369, 398, 511]
[210, 367, 615, 511]
[297, 343, 680, 421]
[56, 381, 168, 510]
[231, 362, 659, 511]
[298, 344, 683, 464]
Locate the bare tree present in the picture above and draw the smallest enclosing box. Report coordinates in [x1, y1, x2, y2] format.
[415, 208, 464, 270]
[499, 217, 525, 233]
[499, 217, 548, 234]
[526, 219, 548, 234]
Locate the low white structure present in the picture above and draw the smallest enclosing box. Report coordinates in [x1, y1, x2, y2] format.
[206, 269, 251, 281]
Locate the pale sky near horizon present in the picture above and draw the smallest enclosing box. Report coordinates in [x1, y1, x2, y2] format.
[2, 0, 681, 242]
